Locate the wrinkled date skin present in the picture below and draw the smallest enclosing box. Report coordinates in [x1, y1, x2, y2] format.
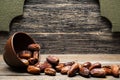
[56, 63, 65, 72]
[102, 66, 112, 75]
[28, 51, 39, 65]
[46, 55, 59, 66]
[64, 61, 75, 66]
[67, 63, 79, 77]
[44, 68, 56, 76]
[35, 61, 52, 72]
[111, 65, 119, 77]
[27, 65, 40, 74]
[18, 50, 32, 59]
[90, 68, 106, 77]
[89, 62, 101, 71]
[28, 58, 38, 65]
[28, 44, 40, 51]
[20, 58, 29, 66]
[61, 66, 71, 74]
[79, 64, 90, 77]
[33, 51, 39, 59]
[82, 62, 92, 69]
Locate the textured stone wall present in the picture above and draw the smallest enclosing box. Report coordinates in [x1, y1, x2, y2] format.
[0, 0, 120, 54]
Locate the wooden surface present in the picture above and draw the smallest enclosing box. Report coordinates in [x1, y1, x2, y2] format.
[0, 54, 120, 80]
[0, 0, 120, 54]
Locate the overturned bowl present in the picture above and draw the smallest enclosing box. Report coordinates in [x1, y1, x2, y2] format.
[3, 32, 38, 68]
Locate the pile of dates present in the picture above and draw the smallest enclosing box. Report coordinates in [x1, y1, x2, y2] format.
[17, 43, 40, 67]
[18, 44, 120, 78]
[27, 55, 119, 78]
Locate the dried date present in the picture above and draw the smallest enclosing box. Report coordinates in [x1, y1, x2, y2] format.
[44, 68, 56, 76]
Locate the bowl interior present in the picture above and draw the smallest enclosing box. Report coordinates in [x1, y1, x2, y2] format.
[13, 33, 35, 53]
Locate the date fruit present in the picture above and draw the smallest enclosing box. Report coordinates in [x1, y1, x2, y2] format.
[64, 61, 75, 66]
[56, 63, 65, 72]
[35, 61, 52, 72]
[102, 66, 112, 75]
[44, 68, 56, 76]
[111, 65, 119, 77]
[20, 58, 29, 66]
[61, 66, 71, 74]
[33, 51, 39, 59]
[90, 68, 106, 77]
[82, 62, 92, 69]
[46, 55, 59, 66]
[18, 50, 32, 59]
[89, 62, 101, 71]
[27, 65, 40, 74]
[79, 64, 90, 77]
[28, 44, 40, 51]
[67, 63, 79, 77]
[28, 58, 38, 65]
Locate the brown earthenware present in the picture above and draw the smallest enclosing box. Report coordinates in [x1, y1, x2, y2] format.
[3, 32, 37, 68]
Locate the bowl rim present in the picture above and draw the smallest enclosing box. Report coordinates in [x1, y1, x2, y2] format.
[4, 32, 37, 67]
[10, 32, 36, 58]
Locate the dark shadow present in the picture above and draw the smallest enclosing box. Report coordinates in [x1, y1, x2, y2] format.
[79, 75, 91, 78]
[0, 31, 9, 36]
[112, 32, 120, 39]
[24, 0, 49, 5]
[89, 0, 99, 4]
[9, 15, 23, 32]
[91, 76, 106, 78]
[7, 66, 40, 75]
[81, 0, 99, 4]
[6, 66, 27, 73]
[100, 16, 112, 30]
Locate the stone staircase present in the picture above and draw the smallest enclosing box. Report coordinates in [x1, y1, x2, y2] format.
[9, 0, 120, 54]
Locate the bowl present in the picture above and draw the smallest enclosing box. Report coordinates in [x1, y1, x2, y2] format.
[3, 32, 38, 68]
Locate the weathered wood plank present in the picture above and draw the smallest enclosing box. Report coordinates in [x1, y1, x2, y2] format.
[11, 3, 101, 33]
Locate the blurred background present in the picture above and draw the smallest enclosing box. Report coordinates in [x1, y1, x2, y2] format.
[0, 0, 120, 54]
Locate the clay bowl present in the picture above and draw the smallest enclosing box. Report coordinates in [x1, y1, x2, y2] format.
[3, 32, 37, 68]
